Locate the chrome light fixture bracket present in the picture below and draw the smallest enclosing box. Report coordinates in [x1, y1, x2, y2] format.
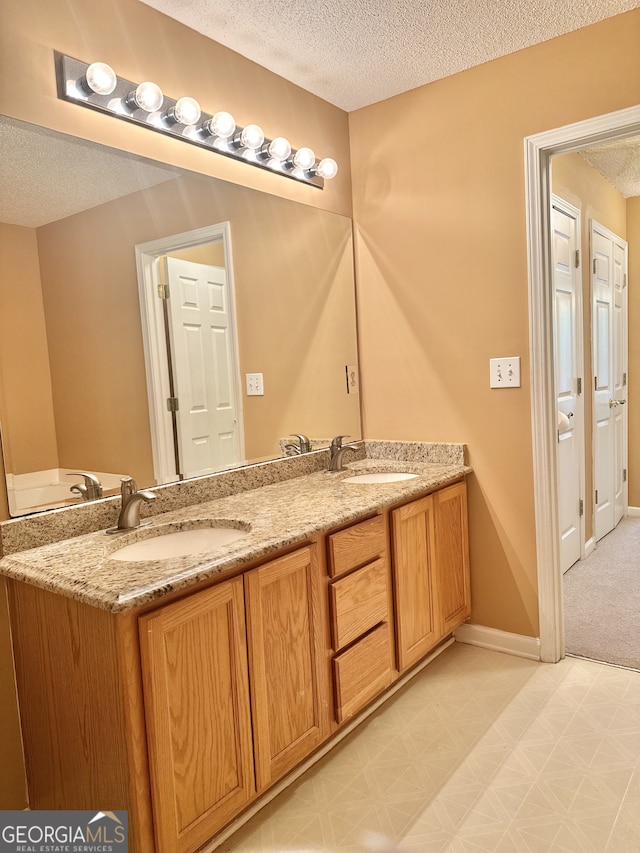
[55, 53, 328, 189]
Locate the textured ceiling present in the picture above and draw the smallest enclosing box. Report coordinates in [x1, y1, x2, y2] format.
[580, 137, 640, 198]
[0, 117, 181, 228]
[141, 0, 640, 111]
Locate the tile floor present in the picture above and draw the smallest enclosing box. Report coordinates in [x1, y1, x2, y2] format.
[218, 642, 640, 853]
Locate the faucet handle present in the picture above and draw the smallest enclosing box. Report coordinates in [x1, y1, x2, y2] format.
[120, 476, 137, 498]
[330, 435, 350, 451]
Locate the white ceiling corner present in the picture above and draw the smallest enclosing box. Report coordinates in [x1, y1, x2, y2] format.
[579, 137, 640, 198]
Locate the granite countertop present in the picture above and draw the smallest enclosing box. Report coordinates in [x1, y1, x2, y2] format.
[0, 456, 470, 613]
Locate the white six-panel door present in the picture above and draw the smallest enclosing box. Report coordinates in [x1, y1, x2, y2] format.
[165, 257, 241, 479]
[551, 198, 583, 573]
[591, 221, 628, 542]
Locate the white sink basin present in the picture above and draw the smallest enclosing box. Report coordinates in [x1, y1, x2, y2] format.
[342, 472, 419, 484]
[110, 526, 249, 561]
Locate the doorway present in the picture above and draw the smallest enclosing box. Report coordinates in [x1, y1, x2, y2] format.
[524, 103, 640, 663]
[135, 223, 245, 484]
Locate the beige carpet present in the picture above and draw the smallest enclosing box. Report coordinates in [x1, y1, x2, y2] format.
[564, 516, 640, 670]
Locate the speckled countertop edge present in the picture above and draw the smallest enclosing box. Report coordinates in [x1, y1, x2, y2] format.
[0, 452, 470, 613]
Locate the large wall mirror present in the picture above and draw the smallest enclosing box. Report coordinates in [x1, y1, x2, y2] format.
[0, 116, 361, 517]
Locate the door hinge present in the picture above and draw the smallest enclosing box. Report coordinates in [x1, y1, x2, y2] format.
[166, 396, 179, 412]
[623, 469, 627, 482]
[595, 489, 599, 505]
[623, 372, 627, 387]
[579, 499, 584, 517]
[594, 376, 598, 391]
[623, 273, 627, 288]
[574, 249, 580, 268]
[158, 284, 170, 299]
[593, 258, 597, 275]
[577, 377, 582, 395]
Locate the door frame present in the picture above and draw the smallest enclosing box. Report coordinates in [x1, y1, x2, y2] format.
[524, 103, 640, 663]
[550, 194, 586, 570]
[135, 223, 245, 484]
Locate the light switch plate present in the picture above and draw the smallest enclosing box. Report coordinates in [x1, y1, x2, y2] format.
[246, 373, 264, 396]
[490, 357, 521, 388]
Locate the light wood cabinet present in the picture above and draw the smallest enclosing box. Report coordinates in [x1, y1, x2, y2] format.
[7, 477, 469, 853]
[333, 624, 392, 723]
[327, 514, 394, 723]
[244, 546, 330, 791]
[327, 514, 386, 578]
[392, 481, 470, 672]
[139, 577, 255, 853]
[434, 482, 470, 635]
[392, 494, 441, 671]
[329, 557, 388, 651]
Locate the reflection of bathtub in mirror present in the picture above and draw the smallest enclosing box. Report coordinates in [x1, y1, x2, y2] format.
[6, 469, 124, 516]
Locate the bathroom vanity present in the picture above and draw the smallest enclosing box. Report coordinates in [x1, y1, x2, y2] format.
[0, 444, 471, 853]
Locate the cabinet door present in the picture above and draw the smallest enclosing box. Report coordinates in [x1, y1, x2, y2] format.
[139, 578, 255, 853]
[435, 482, 471, 634]
[392, 495, 441, 671]
[245, 546, 330, 791]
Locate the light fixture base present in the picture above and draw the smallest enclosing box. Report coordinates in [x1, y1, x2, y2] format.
[55, 53, 325, 189]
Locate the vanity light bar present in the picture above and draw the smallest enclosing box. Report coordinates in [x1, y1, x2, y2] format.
[55, 54, 338, 189]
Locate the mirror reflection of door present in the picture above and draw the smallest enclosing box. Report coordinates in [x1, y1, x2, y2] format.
[136, 223, 245, 485]
[163, 256, 241, 478]
[551, 197, 584, 574]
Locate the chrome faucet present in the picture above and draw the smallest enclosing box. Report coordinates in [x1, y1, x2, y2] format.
[111, 476, 156, 531]
[67, 471, 103, 501]
[284, 433, 312, 455]
[327, 435, 359, 472]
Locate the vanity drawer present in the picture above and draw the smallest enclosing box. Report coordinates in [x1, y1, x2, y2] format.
[330, 558, 388, 651]
[328, 515, 385, 578]
[333, 624, 392, 723]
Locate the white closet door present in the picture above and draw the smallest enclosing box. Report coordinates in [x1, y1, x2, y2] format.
[165, 257, 241, 478]
[591, 222, 628, 542]
[551, 199, 583, 573]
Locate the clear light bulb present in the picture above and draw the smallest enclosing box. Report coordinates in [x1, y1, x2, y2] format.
[85, 62, 117, 96]
[203, 111, 236, 139]
[172, 96, 201, 125]
[239, 124, 264, 150]
[267, 137, 292, 162]
[293, 147, 316, 171]
[316, 157, 339, 179]
[131, 81, 164, 112]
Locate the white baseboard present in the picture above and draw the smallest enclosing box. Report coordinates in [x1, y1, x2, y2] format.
[627, 506, 640, 518]
[454, 623, 541, 660]
[584, 537, 596, 558]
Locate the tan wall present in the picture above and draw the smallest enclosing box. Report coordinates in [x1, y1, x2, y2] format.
[0, 0, 351, 219]
[0, 223, 59, 478]
[551, 152, 628, 541]
[350, 8, 640, 637]
[35, 173, 358, 482]
[628, 197, 640, 508]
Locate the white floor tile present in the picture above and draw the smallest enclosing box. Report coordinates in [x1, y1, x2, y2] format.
[219, 643, 640, 852]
